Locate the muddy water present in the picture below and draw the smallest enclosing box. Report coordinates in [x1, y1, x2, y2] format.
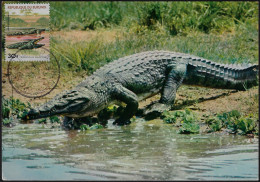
[2, 120, 258, 180]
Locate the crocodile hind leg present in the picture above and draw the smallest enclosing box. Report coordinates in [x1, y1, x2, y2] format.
[144, 63, 187, 119]
[112, 84, 139, 125]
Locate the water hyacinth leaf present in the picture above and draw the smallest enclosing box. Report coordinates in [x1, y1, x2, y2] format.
[178, 123, 200, 134]
[89, 123, 104, 130]
[38, 118, 47, 124]
[50, 116, 60, 123]
[80, 124, 90, 131]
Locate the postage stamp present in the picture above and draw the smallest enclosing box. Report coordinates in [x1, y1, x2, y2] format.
[3, 3, 60, 98]
[4, 3, 50, 61]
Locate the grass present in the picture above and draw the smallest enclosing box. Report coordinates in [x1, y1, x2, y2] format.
[51, 22, 258, 75]
[48, 1, 258, 74]
[2, 2, 258, 70]
[50, 1, 258, 34]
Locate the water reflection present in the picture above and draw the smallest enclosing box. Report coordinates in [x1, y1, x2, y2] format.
[2, 120, 259, 180]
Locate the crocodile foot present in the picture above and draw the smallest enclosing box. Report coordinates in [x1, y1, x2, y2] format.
[143, 103, 171, 120]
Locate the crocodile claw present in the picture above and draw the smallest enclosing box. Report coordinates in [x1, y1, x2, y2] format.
[143, 103, 171, 120]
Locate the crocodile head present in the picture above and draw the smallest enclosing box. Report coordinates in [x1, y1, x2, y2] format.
[18, 37, 45, 50]
[22, 88, 98, 120]
[31, 37, 44, 44]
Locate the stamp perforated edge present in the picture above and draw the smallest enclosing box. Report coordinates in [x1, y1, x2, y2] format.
[4, 3, 50, 62]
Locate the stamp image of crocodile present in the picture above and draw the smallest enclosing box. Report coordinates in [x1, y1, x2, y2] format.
[6, 37, 45, 50]
[4, 3, 50, 61]
[6, 28, 46, 36]
[22, 50, 258, 127]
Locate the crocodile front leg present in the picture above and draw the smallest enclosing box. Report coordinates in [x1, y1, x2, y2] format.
[112, 84, 139, 125]
[144, 63, 187, 119]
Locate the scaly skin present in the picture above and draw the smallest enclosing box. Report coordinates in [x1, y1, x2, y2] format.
[6, 37, 45, 50]
[22, 50, 258, 126]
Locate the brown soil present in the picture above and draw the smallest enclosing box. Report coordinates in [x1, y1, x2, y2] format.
[2, 62, 84, 106]
[51, 29, 122, 43]
[139, 85, 258, 117]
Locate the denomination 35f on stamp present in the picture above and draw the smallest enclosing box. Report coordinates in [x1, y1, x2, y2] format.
[5, 3, 50, 61]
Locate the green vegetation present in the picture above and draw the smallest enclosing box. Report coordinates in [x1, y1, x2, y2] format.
[1, 97, 105, 129]
[162, 109, 200, 134]
[206, 110, 258, 135]
[38, 118, 47, 124]
[50, 1, 258, 34]
[49, 116, 61, 124]
[80, 123, 104, 131]
[1, 97, 258, 135]
[2, 118, 12, 126]
[8, 17, 28, 27]
[2, 2, 258, 71]
[36, 17, 49, 27]
[1, 97, 61, 126]
[162, 109, 258, 136]
[35, 116, 61, 125]
[2, 96, 31, 119]
[52, 22, 258, 74]
[1, 97, 31, 126]
[48, 1, 258, 73]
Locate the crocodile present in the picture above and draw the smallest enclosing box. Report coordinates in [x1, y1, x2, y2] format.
[22, 50, 258, 126]
[6, 37, 45, 50]
[7, 28, 46, 36]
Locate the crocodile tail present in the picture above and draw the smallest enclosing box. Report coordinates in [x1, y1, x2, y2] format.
[186, 58, 258, 90]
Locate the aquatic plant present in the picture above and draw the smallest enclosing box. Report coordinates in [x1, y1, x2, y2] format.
[162, 109, 200, 134]
[2, 96, 31, 119]
[50, 116, 60, 124]
[206, 116, 223, 132]
[80, 123, 104, 131]
[38, 118, 47, 124]
[163, 109, 258, 136]
[216, 110, 258, 135]
[2, 118, 12, 127]
[178, 122, 200, 134]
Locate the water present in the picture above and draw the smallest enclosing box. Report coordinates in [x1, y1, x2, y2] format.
[2, 120, 259, 180]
